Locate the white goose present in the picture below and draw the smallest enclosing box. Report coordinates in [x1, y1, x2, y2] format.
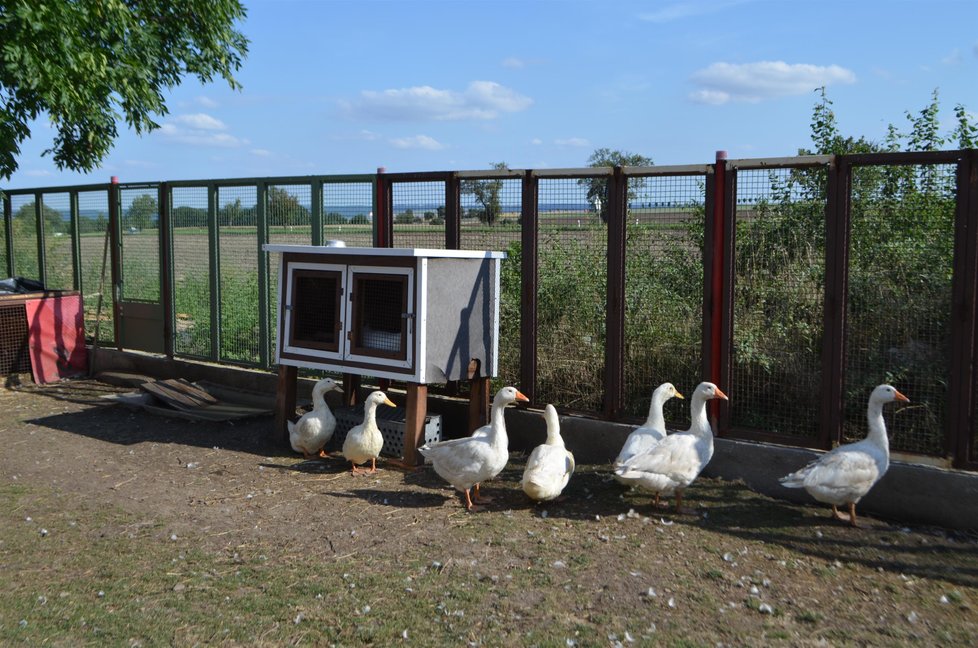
[521, 404, 575, 502]
[780, 384, 909, 527]
[613, 382, 683, 485]
[288, 377, 343, 459]
[341, 390, 396, 475]
[419, 386, 529, 510]
[613, 382, 728, 511]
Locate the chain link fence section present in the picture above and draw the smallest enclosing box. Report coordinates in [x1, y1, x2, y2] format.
[534, 176, 607, 412]
[322, 181, 374, 248]
[729, 166, 826, 439]
[171, 185, 211, 359]
[218, 184, 262, 366]
[391, 180, 445, 249]
[459, 175, 523, 389]
[623, 173, 706, 421]
[8, 193, 38, 281]
[844, 162, 957, 455]
[77, 190, 113, 345]
[119, 186, 160, 302]
[39, 192, 73, 290]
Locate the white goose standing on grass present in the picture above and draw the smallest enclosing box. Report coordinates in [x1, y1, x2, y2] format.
[419, 386, 529, 511]
[288, 377, 343, 459]
[780, 384, 909, 527]
[521, 404, 575, 502]
[613, 382, 728, 512]
[342, 390, 396, 475]
[613, 382, 683, 485]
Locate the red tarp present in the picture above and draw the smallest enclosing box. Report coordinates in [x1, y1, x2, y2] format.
[25, 294, 88, 383]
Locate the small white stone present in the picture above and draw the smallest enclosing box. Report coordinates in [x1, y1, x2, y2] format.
[667, 597, 676, 608]
[907, 611, 919, 624]
[170, 534, 177, 541]
[758, 603, 773, 614]
[402, 630, 409, 639]
[40, 528, 48, 537]
[294, 612, 304, 624]
[552, 560, 567, 568]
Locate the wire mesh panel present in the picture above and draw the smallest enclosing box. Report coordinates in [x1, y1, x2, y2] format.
[40, 192, 73, 290]
[391, 181, 445, 249]
[623, 173, 706, 421]
[0, 199, 7, 274]
[535, 176, 607, 412]
[322, 181, 374, 248]
[171, 186, 211, 358]
[0, 302, 30, 375]
[460, 176, 522, 388]
[119, 187, 160, 301]
[844, 163, 956, 455]
[267, 183, 312, 246]
[9, 194, 39, 280]
[77, 190, 113, 344]
[730, 167, 826, 439]
[218, 185, 261, 365]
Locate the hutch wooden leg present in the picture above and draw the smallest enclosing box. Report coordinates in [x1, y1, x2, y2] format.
[342, 373, 361, 406]
[467, 359, 491, 433]
[402, 383, 428, 467]
[272, 365, 298, 447]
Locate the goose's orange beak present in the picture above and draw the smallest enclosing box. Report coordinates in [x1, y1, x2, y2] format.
[713, 387, 729, 401]
[894, 390, 910, 403]
[515, 390, 529, 403]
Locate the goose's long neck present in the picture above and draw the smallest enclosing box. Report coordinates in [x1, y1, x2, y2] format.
[312, 385, 327, 410]
[690, 393, 712, 438]
[544, 413, 562, 446]
[645, 393, 666, 431]
[363, 402, 379, 429]
[866, 399, 890, 452]
[488, 399, 509, 448]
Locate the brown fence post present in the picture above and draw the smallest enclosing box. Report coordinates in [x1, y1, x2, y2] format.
[951, 149, 978, 468]
[108, 176, 122, 350]
[821, 155, 849, 450]
[604, 165, 626, 419]
[520, 170, 538, 405]
[374, 167, 390, 248]
[446, 172, 460, 250]
[707, 151, 730, 432]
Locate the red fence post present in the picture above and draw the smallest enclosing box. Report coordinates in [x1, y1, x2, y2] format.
[709, 151, 727, 428]
[374, 167, 389, 248]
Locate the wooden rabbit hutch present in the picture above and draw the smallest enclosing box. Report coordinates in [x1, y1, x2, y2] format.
[264, 244, 506, 465]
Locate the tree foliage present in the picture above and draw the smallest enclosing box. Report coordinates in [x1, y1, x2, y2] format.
[0, 0, 249, 179]
[461, 162, 509, 225]
[579, 148, 653, 222]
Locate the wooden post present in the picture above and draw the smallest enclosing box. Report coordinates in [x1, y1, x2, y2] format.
[468, 359, 490, 433]
[342, 373, 361, 406]
[402, 382, 428, 467]
[272, 365, 298, 447]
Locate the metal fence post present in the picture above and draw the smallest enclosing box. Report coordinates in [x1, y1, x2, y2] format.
[2, 192, 11, 277]
[520, 170, 538, 405]
[209, 184, 221, 363]
[256, 180, 270, 368]
[951, 149, 978, 468]
[108, 176, 122, 350]
[604, 165, 627, 419]
[822, 155, 849, 450]
[159, 182, 174, 357]
[34, 191, 46, 287]
[446, 172, 460, 250]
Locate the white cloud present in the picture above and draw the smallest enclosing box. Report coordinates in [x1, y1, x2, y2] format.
[250, 148, 272, 157]
[171, 113, 227, 130]
[348, 81, 532, 121]
[942, 49, 963, 65]
[158, 114, 247, 147]
[639, 0, 753, 23]
[196, 96, 219, 109]
[531, 138, 543, 145]
[555, 137, 590, 147]
[24, 169, 52, 177]
[689, 61, 856, 104]
[389, 135, 445, 150]
[502, 57, 526, 69]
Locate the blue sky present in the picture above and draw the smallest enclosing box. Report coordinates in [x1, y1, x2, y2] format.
[5, 0, 977, 189]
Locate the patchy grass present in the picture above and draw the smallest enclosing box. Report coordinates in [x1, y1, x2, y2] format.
[1, 379, 977, 645]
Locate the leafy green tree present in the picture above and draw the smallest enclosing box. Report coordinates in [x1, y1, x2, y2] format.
[125, 194, 157, 231]
[0, 0, 249, 179]
[579, 149, 653, 223]
[13, 200, 63, 236]
[461, 162, 509, 225]
[267, 187, 308, 227]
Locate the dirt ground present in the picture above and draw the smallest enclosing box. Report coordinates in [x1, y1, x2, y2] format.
[2, 377, 978, 645]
